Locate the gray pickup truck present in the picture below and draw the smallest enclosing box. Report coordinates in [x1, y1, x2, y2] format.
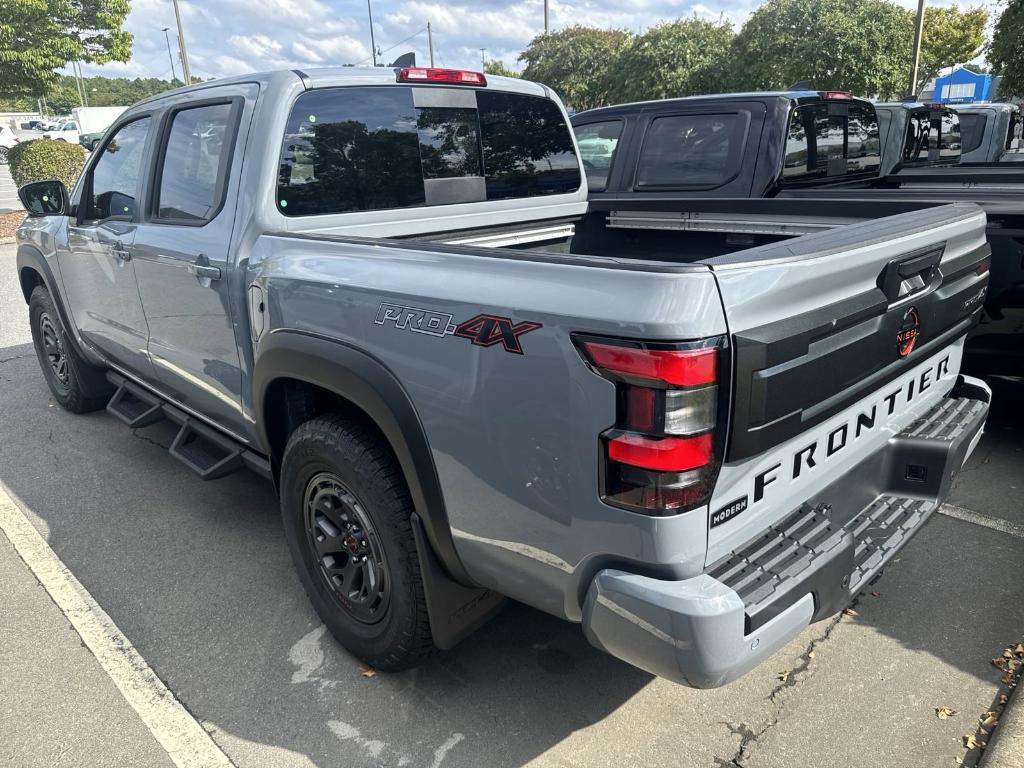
[16, 68, 992, 688]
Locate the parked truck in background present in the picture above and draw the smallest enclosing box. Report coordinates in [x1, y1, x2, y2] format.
[874, 101, 962, 176]
[949, 102, 1024, 164]
[572, 90, 1024, 375]
[15, 68, 991, 688]
[72, 105, 129, 135]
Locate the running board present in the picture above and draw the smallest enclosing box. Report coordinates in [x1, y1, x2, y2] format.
[105, 372, 271, 482]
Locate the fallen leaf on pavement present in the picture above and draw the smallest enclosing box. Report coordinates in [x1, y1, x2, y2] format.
[808, 650, 815, 659]
[963, 734, 986, 749]
[1000, 694, 1009, 705]
[777, 670, 790, 682]
[936, 706, 958, 720]
[870, 591, 881, 597]
[981, 712, 998, 728]
[843, 607, 859, 617]
[1014, 643, 1024, 655]
[358, 666, 377, 678]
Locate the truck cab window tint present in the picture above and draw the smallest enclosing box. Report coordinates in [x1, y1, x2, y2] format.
[476, 90, 580, 199]
[416, 107, 482, 179]
[156, 103, 233, 221]
[85, 117, 150, 221]
[573, 120, 623, 192]
[937, 111, 961, 160]
[635, 113, 739, 189]
[278, 87, 425, 215]
[846, 106, 880, 173]
[1007, 113, 1023, 152]
[959, 113, 985, 153]
[277, 87, 579, 215]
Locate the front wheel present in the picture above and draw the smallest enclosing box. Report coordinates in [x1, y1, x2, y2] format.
[0, 146, 8, 164]
[280, 414, 433, 671]
[28, 286, 112, 412]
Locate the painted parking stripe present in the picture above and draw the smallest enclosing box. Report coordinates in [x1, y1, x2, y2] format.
[0, 483, 235, 768]
[938, 503, 1024, 540]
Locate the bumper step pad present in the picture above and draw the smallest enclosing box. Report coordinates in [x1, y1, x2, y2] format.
[707, 388, 989, 633]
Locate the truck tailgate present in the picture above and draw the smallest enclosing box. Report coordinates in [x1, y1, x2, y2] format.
[703, 203, 990, 565]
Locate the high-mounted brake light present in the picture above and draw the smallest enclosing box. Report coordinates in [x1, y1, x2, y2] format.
[396, 67, 487, 86]
[823, 91, 851, 100]
[576, 336, 726, 515]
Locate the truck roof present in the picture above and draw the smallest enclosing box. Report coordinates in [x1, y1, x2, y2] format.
[134, 66, 547, 109]
[574, 91, 873, 121]
[947, 102, 1020, 115]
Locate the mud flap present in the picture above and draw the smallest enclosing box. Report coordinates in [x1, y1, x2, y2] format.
[411, 513, 506, 650]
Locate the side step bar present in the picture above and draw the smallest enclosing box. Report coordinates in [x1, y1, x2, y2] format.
[105, 372, 271, 481]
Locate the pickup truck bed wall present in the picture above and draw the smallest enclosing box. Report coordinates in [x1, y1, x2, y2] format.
[15, 69, 993, 688]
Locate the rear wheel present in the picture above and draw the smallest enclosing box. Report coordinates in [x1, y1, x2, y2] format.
[280, 414, 433, 670]
[28, 286, 111, 413]
[0, 147, 8, 164]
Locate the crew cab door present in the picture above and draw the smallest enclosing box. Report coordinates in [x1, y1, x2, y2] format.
[132, 85, 255, 435]
[703, 204, 990, 564]
[59, 115, 155, 380]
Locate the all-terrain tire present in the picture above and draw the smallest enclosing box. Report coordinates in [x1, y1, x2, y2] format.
[280, 414, 434, 671]
[28, 286, 112, 413]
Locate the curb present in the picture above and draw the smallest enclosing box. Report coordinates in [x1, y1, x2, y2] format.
[980, 666, 1024, 768]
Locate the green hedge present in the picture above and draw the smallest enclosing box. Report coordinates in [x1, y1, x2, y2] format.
[8, 139, 86, 190]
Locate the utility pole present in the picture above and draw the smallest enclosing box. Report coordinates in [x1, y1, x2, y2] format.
[544, 0, 549, 32]
[162, 27, 178, 82]
[367, 0, 378, 66]
[172, 0, 192, 84]
[72, 61, 88, 107]
[480, 48, 486, 70]
[908, 0, 926, 97]
[427, 21, 434, 67]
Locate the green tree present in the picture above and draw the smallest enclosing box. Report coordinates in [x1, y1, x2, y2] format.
[916, 6, 988, 95]
[484, 60, 519, 78]
[519, 26, 632, 112]
[989, 0, 1024, 99]
[612, 18, 735, 102]
[730, 0, 913, 98]
[0, 0, 132, 98]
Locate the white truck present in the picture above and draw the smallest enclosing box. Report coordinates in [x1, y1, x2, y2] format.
[72, 106, 129, 134]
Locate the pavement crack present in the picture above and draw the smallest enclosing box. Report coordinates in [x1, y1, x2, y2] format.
[0, 352, 32, 365]
[716, 608, 849, 767]
[130, 429, 171, 451]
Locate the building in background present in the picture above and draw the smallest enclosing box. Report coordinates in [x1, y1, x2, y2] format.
[931, 66, 993, 104]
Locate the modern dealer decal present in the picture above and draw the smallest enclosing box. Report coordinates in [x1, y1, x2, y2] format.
[374, 302, 541, 355]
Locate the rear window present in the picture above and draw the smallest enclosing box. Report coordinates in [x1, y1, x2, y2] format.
[276, 86, 580, 216]
[782, 103, 881, 182]
[573, 120, 623, 192]
[902, 108, 961, 166]
[635, 113, 745, 190]
[958, 112, 985, 154]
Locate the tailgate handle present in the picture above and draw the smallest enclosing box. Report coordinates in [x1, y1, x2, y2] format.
[878, 247, 943, 303]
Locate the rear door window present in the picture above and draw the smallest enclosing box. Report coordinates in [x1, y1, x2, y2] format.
[635, 113, 744, 189]
[1007, 112, 1024, 153]
[902, 108, 961, 165]
[277, 86, 580, 216]
[573, 120, 623, 192]
[783, 103, 880, 182]
[155, 102, 235, 222]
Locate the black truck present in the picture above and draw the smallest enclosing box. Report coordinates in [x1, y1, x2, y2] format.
[571, 91, 1024, 375]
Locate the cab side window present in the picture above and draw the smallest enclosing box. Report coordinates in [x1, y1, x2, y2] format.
[155, 103, 234, 222]
[574, 120, 623, 192]
[85, 117, 150, 221]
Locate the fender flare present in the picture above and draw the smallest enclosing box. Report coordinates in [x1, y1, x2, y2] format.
[252, 330, 474, 586]
[16, 244, 94, 362]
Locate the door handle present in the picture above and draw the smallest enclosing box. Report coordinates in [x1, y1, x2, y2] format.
[188, 262, 222, 281]
[112, 241, 132, 262]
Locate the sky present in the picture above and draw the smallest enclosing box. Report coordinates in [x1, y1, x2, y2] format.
[75, 0, 980, 82]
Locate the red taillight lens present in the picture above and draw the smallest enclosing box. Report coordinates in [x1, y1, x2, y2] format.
[577, 336, 725, 515]
[396, 67, 487, 86]
[607, 433, 713, 472]
[584, 342, 716, 387]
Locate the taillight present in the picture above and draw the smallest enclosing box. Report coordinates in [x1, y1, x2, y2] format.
[396, 67, 487, 86]
[577, 336, 726, 515]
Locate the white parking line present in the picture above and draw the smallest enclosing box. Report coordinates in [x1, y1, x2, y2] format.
[938, 503, 1024, 540]
[0, 483, 236, 768]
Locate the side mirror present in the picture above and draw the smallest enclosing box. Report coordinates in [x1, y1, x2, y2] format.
[19, 180, 70, 217]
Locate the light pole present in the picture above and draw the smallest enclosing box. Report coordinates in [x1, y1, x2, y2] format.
[367, 0, 378, 66]
[480, 48, 486, 70]
[908, 0, 926, 97]
[172, 0, 192, 85]
[427, 21, 434, 67]
[544, 0, 549, 32]
[162, 27, 178, 82]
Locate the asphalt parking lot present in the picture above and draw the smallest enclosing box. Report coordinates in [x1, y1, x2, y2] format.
[1, 240, 1022, 768]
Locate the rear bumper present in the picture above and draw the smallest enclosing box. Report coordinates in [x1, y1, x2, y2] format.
[581, 376, 991, 688]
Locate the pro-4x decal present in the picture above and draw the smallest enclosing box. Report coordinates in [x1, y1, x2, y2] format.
[375, 302, 541, 355]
